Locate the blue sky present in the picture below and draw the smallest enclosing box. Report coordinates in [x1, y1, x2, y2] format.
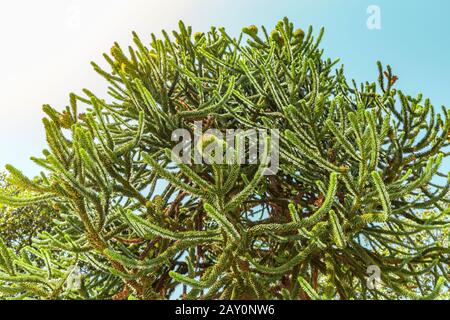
[0, 0, 449, 175]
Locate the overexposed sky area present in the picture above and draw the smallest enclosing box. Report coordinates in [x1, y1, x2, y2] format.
[0, 0, 198, 174]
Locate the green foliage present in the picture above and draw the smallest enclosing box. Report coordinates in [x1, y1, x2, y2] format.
[0, 173, 53, 250]
[0, 18, 449, 300]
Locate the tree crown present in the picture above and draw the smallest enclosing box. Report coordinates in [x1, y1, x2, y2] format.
[0, 18, 449, 300]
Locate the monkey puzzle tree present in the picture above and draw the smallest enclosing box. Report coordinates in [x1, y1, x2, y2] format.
[0, 18, 449, 300]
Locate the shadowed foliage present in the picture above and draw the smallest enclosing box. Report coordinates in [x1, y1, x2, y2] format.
[0, 173, 52, 250]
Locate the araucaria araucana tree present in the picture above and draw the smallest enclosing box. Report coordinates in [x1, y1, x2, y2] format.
[0, 18, 449, 300]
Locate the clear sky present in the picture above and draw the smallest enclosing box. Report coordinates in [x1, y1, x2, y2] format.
[0, 0, 449, 176]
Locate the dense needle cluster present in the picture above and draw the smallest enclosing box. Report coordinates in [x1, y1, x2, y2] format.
[0, 18, 449, 300]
